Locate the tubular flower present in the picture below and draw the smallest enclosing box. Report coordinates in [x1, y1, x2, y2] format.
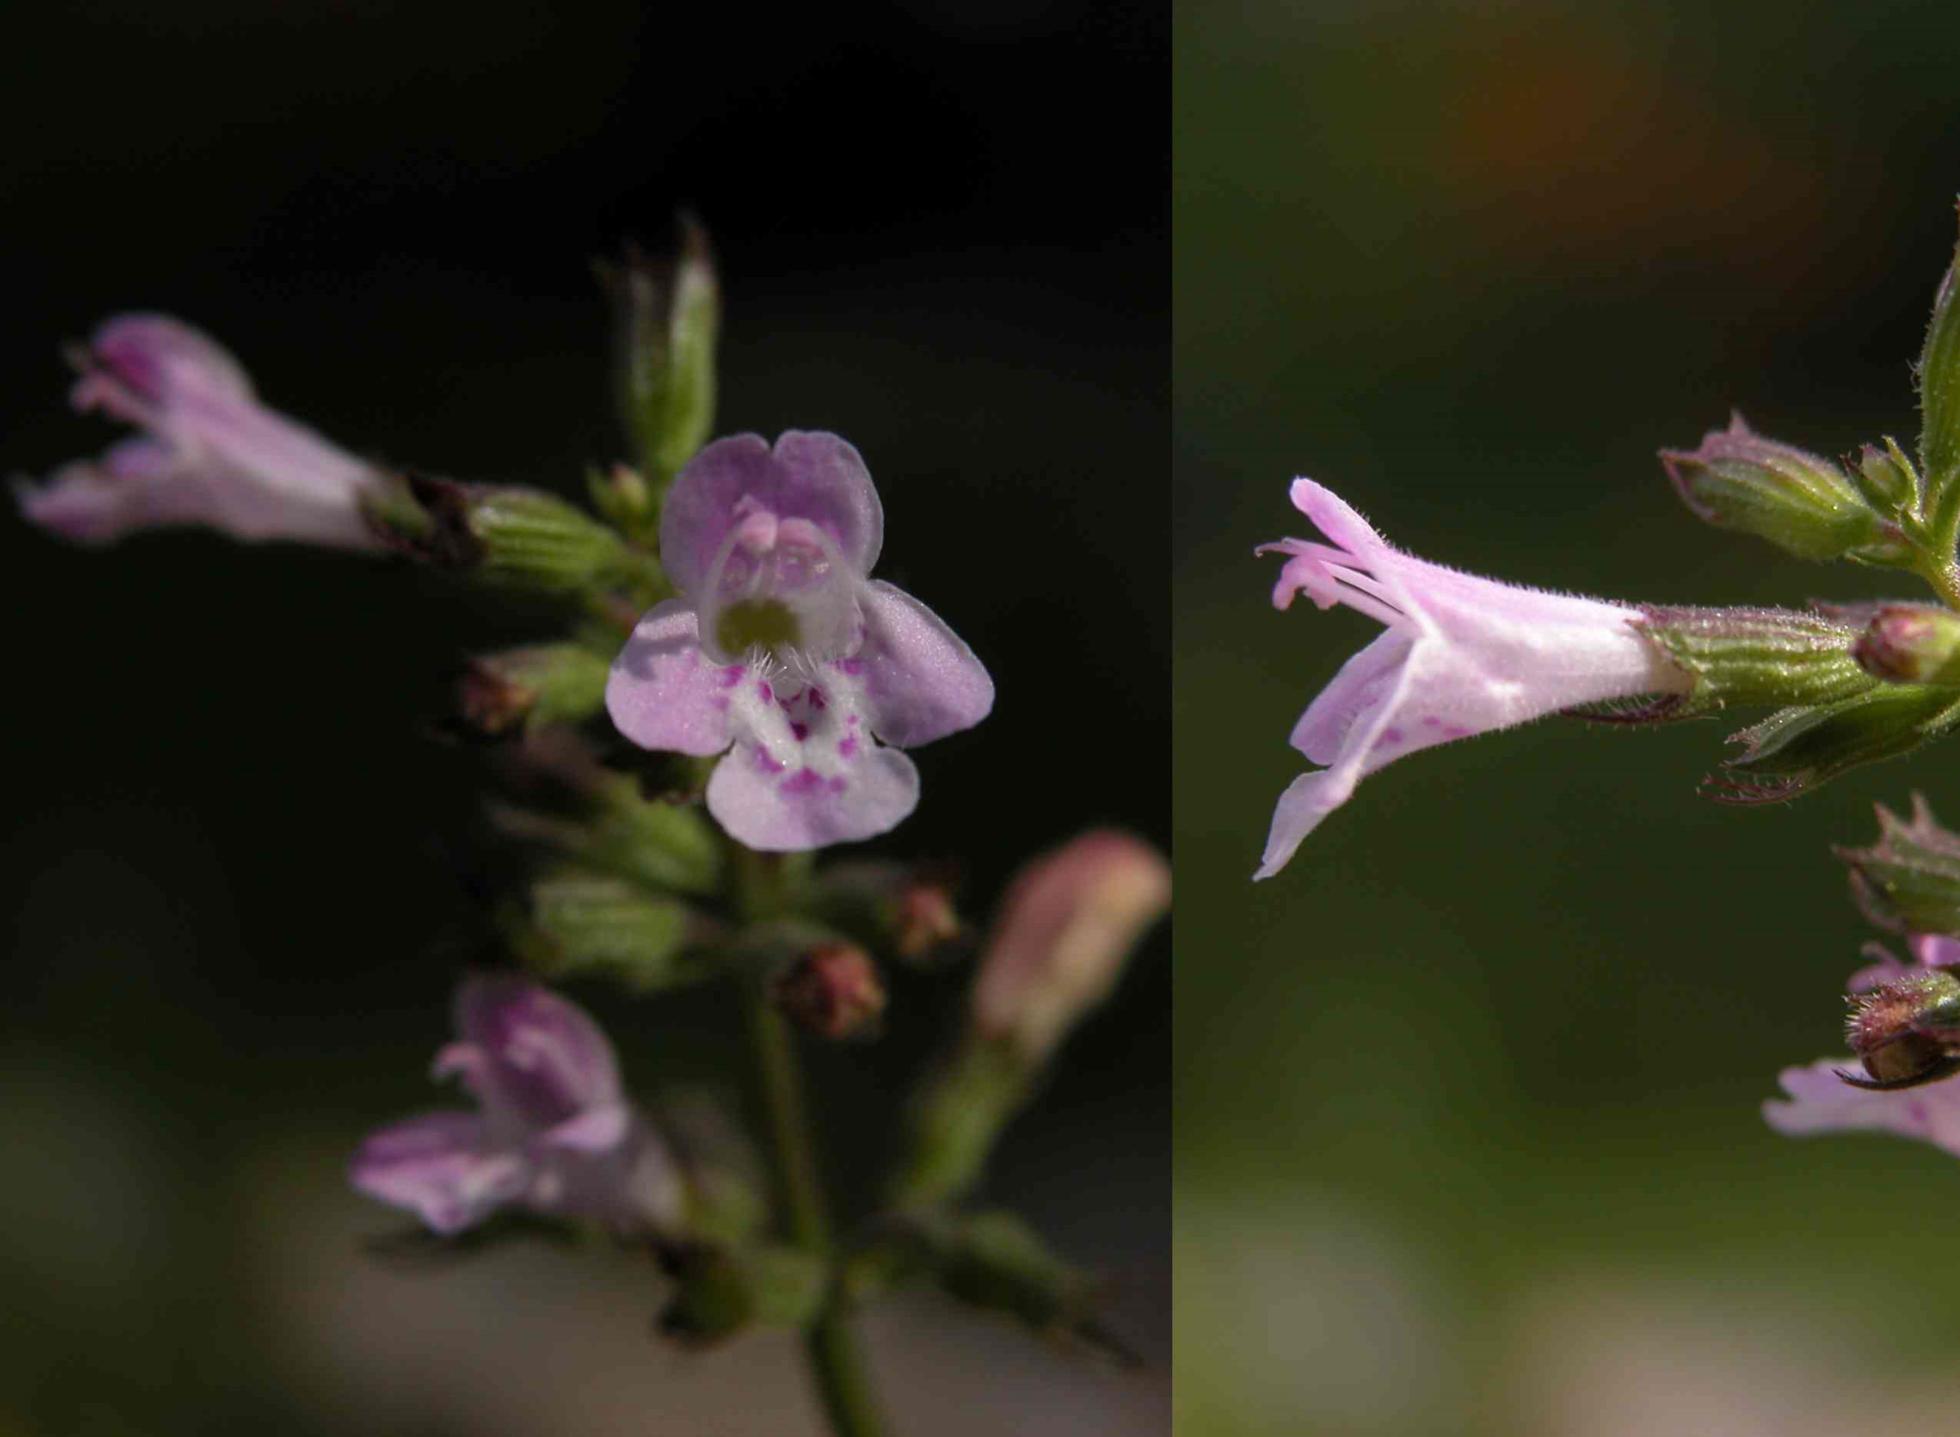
[1254, 479, 1692, 879]
[606, 431, 993, 851]
[16, 314, 386, 548]
[1766, 935, 1960, 1155]
[349, 974, 681, 1237]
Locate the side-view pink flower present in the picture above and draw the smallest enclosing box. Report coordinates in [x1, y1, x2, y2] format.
[16, 314, 386, 548]
[1255, 479, 1692, 879]
[349, 974, 681, 1236]
[607, 431, 993, 851]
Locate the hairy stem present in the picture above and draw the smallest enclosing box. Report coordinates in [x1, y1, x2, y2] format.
[736, 849, 889, 1437]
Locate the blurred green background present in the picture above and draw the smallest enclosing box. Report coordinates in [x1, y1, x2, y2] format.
[0, 4, 1165, 1434]
[1177, 3, 1960, 1434]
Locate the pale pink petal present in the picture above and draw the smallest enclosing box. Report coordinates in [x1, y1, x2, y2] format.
[1910, 934, 1960, 966]
[451, 975, 624, 1130]
[605, 599, 738, 757]
[346, 1111, 529, 1235]
[854, 580, 994, 747]
[659, 431, 883, 603]
[1764, 1060, 1960, 1156]
[707, 734, 919, 851]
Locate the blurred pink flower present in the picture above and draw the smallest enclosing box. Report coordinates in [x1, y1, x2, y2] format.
[350, 975, 680, 1236]
[1255, 479, 1691, 878]
[971, 829, 1170, 1062]
[17, 314, 386, 548]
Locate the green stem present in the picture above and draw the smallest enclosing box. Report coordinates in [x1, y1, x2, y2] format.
[735, 851, 890, 1437]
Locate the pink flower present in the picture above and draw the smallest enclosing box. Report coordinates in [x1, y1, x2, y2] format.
[349, 975, 681, 1237]
[16, 314, 386, 548]
[606, 431, 993, 852]
[971, 829, 1170, 1062]
[1254, 479, 1692, 879]
[1765, 935, 1960, 1155]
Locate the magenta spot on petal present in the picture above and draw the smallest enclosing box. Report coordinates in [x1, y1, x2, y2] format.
[1421, 716, 1443, 728]
[808, 687, 828, 710]
[781, 767, 827, 796]
[1381, 727, 1404, 745]
[758, 680, 775, 704]
[846, 713, 861, 728]
[835, 657, 866, 677]
[1440, 724, 1471, 739]
[790, 722, 810, 741]
[718, 667, 744, 689]
[751, 748, 787, 775]
[838, 736, 860, 758]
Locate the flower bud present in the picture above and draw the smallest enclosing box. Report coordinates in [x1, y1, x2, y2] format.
[1844, 967, 1960, 1088]
[1661, 416, 1883, 560]
[1837, 793, 1960, 935]
[519, 869, 710, 993]
[814, 861, 965, 964]
[971, 830, 1170, 1062]
[586, 461, 659, 547]
[656, 1242, 825, 1347]
[1708, 683, 1960, 804]
[1852, 439, 1920, 514]
[1919, 206, 1960, 490]
[598, 219, 719, 486]
[459, 642, 613, 736]
[769, 942, 886, 1040]
[1852, 604, 1960, 686]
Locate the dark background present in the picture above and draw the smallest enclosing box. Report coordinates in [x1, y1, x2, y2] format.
[1177, 3, 1960, 1434]
[0, 5, 1166, 1433]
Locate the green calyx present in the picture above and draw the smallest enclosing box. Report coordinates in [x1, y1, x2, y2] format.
[1839, 794, 1960, 936]
[1709, 684, 1960, 804]
[1633, 606, 1881, 716]
[599, 218, 720, 491]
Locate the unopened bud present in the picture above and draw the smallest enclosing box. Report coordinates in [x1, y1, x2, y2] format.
[1661, 416, 1884, 560]
[1919, 202, 1960, 489]
[1852, 604, 1960, 685]
[1709, 683, 1960, 805]
[1837, 793, 1960, 935]
[770, 943, 886, 1040]
[809, 861, 965, 964]
[1852, 439, 1920, 514]
[598, 218, 719, 486]
[971, 830, 1170, 1062]
[586, 462, 658, 546]
[1843, 967, 1960, 1089]
[892, 876, 962, 962]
